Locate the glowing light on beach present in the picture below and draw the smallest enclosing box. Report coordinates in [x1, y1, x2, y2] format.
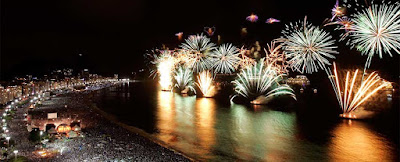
[196, 71, 216, 97]
[246, 14, 259, 22]
[232, 59, 295, 103]
[210, 43, 241, 74]
[281, 17, 338, 74]
[174, 66, 196, 94]
[347, 4, 400, 68]
[328, 63, 389, 113]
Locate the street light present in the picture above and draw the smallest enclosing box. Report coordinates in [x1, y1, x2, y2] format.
[60, 147, 65, 155]
[6, 136, 10, 147]
[13, 150, 18, 160]
[40, 131, 43, 141]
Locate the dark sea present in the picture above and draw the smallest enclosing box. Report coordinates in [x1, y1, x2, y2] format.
[93, 81, 399, 161]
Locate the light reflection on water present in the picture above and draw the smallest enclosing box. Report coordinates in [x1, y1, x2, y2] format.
[329, 120, 396, 161]
[153, 90, 397, 161]
[98, 83, 398, 161]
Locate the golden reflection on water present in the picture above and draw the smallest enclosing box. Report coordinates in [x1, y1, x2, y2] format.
[156, 91, 176, 143]
[329, 120, 396, 161]
[195, 98, 216, 158]
[155, 91, 216, 160]
[154, 90, 396, 161]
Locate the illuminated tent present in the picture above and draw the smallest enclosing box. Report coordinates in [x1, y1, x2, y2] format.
[56, 124, 71, 133]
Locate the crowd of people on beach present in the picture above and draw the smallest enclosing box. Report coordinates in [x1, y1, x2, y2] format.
[5, 82, 189, 161]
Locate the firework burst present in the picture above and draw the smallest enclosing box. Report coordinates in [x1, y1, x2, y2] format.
[281, 17, 338, 74]
[266, 18, 280, 24]
[180, 33, 216, 53]
[210, 43, 241, 74]
[232, 59, 295, 103]
[179, 50, 213, 73]
[238, 47, 256, 69]
[246, 13, 259, 22]
[331, 0, 345, 21]
[204, 27, 216, 36]
[347, 4, 400, 68]
[195, 71, 216, 97]
[175, 32, 183, 41]
[180, 34, 216, 72]
[174, 66, 196, 94]
[328, 63, 389, 114]
[264, 40, 289, 74]
[325, 16, 354, 34]
[158, 53, 176, 91]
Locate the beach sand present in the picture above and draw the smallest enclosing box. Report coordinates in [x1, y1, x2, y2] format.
[9, 89, 191, 161]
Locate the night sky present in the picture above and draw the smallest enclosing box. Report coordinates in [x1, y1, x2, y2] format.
[1, 0, 399, 80]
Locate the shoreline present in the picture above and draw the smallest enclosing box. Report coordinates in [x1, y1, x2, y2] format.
[87, 97, 196, 161]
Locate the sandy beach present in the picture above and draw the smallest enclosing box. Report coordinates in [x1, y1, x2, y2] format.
[8, 87, 191, 161]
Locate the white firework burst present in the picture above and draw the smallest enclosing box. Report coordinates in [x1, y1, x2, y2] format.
[174, 66, 196, 94]
[232, 58, 295, 101]
[347, 3, 400, 68]
[180, 49, 214, 73]
[180, 33, 216, 53]
[281, 17, 338, 74]
[179, 34, 216, 72]
[210, 43, 241, 74]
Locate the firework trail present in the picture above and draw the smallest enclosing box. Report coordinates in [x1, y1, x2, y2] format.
[327, 62, 389, 114]
[264, 40, 289, 74]
[238, 46, 256, 69]
[196, 71, 216, 97]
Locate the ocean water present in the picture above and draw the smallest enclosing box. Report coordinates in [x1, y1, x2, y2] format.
[93, 81, 399, 161]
